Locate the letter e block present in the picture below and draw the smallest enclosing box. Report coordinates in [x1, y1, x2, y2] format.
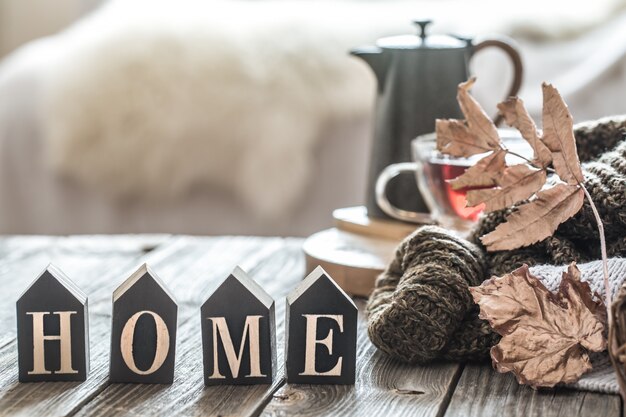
[16, 264, 89, 382]
[110, 264, 177, 384]
[201, 267, 276, 385]
[285, 266, 357, 384]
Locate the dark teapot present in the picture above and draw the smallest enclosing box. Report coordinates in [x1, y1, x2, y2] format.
[351, 19, 523, 220]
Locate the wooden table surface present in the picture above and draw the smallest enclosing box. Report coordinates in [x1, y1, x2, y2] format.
[0, 235, 621, 417]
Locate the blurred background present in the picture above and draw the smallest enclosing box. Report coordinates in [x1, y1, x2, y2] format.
[0, 0, 625, 237]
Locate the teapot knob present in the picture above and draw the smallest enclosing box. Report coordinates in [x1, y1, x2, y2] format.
[413, 19, 433, 39]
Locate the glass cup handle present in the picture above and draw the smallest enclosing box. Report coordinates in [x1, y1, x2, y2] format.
[375, 162, 431, 223]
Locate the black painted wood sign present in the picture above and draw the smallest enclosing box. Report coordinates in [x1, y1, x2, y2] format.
[285, 266, 358, 384]
[201, 266, 276, 385]
[110, 264, 178, 384]
[16, 264, 89, 382]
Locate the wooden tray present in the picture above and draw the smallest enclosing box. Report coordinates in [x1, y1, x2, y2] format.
[302, 228, 400, 298]
[333, 206, 419, 240]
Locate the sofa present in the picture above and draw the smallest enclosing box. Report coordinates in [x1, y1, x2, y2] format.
[1, 0, 625, 236]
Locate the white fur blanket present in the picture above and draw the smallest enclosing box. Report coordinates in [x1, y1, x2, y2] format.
[41, 0, 626, 219]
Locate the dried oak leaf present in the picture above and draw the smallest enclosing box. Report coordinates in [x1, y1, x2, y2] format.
[471, 263, 606, 388]
[497, 97, 552, 167]
[541, 83, 584, 185]
[436, 78, 501, 157]
[480, 183, 584, 251]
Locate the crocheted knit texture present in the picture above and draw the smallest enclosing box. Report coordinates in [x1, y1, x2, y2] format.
[366, 115, 626, 366]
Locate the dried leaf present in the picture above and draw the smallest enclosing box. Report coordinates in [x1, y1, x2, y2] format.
[448, 150, 506, 190]
[465, 164, 546, 212]
[566, 263, 607, 324]
[436, 119, 494, 157]
[435, 79, 587, 253]
[471, 263, 606, 388]
[541, 83, 584, 185]
[481, 183, 584, 251]
[436, 78, 501, 157]
[497, 97, 552, 167]
[457, 78, 501, 150]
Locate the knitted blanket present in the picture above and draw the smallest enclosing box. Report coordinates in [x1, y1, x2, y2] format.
[533, 260, 626, 393]
[366, 116, 626, 393]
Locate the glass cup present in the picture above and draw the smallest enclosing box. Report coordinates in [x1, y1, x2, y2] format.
[375, 129, 530, 229]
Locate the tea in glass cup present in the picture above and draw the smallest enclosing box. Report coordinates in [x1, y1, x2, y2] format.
[376, 129, 532, 229]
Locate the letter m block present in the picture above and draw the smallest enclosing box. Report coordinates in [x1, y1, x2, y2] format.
[201, 267, 276, 385]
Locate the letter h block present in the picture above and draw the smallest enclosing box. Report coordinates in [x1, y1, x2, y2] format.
[201, 267, 276, 385]
[110, 264, 178, 384]
[16, 264, 89, 382]
[285, 266, 357, 384]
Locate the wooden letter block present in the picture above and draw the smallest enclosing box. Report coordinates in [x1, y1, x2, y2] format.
[285, 266, 357, 384]
[201, 266, 276, 385]
[110, 264, 177, 384]
[16, 264, 89, 382]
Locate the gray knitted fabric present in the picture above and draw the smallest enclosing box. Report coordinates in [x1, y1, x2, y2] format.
[530, 259, 626, 302]
[530, 259, 626, 394]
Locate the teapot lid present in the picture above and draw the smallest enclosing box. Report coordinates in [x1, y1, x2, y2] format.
[376, 20, 467, 50]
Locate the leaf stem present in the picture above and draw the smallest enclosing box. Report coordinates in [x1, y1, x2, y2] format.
[501, 148, 557, 174]
[502, 148, 534, 165]
[581, 183, 611, 320]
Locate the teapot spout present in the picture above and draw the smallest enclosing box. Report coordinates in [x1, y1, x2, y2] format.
[350, 46, 387, 92]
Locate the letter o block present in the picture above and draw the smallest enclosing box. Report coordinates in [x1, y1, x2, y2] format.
[285, 266, 357, 384]
[110, 264, 177, 384]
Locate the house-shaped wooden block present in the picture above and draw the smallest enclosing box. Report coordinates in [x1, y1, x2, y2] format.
[16, 264, 89, 382]
[110, 264, 177, 384]
[201, 266, 276, 385]
[285, 266, 357, 384]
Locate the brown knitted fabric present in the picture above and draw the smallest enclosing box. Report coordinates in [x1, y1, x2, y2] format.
[366, 115, 626, 364]
[367, 226, 499, 363]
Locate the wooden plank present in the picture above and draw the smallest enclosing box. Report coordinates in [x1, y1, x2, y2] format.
[0, 314, 120, 417]
[0, 236, 60, 346]
[260, 299, 463, 417]
[0, 233, 210, 417]
[1, 235, 620, 417]
[71, 237, 305, 417]
[444, 364, 622, 417]
[0, 235, 168, 417]
[0, 235, 170, 341]
[0, 236, 58, 262]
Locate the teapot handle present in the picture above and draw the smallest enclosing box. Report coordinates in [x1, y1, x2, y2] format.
[471, 36, 523, 125]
